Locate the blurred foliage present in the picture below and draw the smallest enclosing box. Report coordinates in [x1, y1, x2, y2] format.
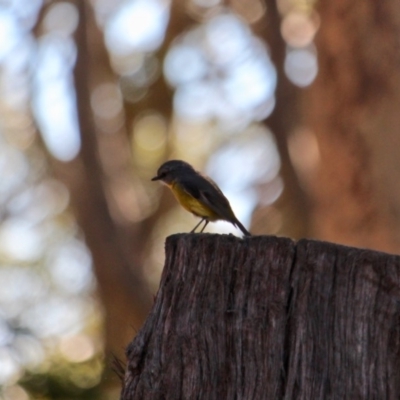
[19, 355, 103, 400]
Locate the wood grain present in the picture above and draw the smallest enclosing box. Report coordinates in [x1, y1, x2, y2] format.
[121, 234, 400, 399]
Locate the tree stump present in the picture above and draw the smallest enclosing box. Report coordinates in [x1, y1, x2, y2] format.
[120, 234, 400, 399]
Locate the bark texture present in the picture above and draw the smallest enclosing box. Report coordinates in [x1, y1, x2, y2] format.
[121, 234, 400, 399]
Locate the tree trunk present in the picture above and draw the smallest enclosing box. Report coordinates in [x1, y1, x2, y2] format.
[64, 1, 154, 357]
[304, 0, 400, 253]
[121, 234, 400, 399]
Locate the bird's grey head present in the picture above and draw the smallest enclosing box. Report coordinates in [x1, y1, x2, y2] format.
[151, 160, 195, 184]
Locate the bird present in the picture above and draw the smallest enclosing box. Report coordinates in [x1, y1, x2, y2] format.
[151, 160, 251, 236]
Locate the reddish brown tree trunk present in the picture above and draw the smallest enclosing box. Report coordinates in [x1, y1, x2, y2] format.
[121, 234, 400, 399]
[304, 0, 400, 253]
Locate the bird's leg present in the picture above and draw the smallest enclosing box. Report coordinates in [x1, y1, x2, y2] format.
[199, 220, 209, 233]
[190, 218, 205, 233]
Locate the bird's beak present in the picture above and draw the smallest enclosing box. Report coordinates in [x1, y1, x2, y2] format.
[151, 175, 161, 181]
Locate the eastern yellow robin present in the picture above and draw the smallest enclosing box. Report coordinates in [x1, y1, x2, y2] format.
[152, 160, 251, 236]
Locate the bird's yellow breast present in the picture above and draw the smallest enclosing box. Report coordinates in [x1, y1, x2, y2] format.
[168, 181, 219, 220]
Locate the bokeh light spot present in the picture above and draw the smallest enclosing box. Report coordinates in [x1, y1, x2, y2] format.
[133, 112, 167, 152]
[0, 219, 44, 261]
[205, 14, 251, 65]
[223, 57, 277, 110]
[0, 146, 29, 195]
[191, 0, 221, 7]
[10, 0, 43, 30]
[174, 81, 216, 121]
[105, 0, 170, 55]
[2, 384, 29, 400]
[231, 0, 266, 24]
[281, 11, 319, 48]
[0, 268, 46, 305]
[284, 46, 318, 87]
[164, 44, 207, 86]
[288, 127, 320, 183]
[13, 334, 45, 369]
[48, 240, 94, 294]
[0, 348, 21, 384]
[164, 13, 277, 128]
[0, 7, 22, 62]
[91, 82, 123, 121]
[59, 334, 95, 362]
[43, 2, 79, 36]
[21, 296, 88, 338]
[33, 34, 80, 161]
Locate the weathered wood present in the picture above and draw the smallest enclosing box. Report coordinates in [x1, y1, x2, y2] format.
[121, 234, 400, 399]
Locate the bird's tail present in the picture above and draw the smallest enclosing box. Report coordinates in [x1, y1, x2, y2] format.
[234, 219, 251, 237]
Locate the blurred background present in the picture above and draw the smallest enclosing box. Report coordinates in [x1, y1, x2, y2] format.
[1, 0, 400, 398]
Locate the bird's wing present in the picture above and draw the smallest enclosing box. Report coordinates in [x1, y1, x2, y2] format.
[180, 174, 236, 222]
